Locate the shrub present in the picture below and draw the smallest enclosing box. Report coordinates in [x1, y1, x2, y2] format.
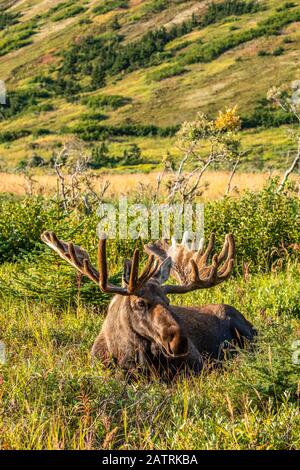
[0, 88, 51, 120]
[257, 50, 269, 57]
[80, 112, 108, 122]
[0, 181, 299, 272]
[141, 0, 169, 15]
[52, 5, 86, 22]
[93, 0, 128, 15]
[181, 8, 300, 65]
[0, 197, 49, 263]
[0, 130, 31, 143]
[147, 63, 187, 81]
[242, 102, 297, 129]
[205, 181, 300, 272]
[276, 2, 297, 12]
[201, 0, 261, 27]
[0, 19, 38, 56]
[90, 63, 106, 90]
[30, 75, 82, 101]
[89, 141, 111, 169]
[82, 94, 131, 110]
[121, 144, 142, 165]
[33, 128, 52, 137]
[0, 10, 20, 30]
[273, 46, 285, 56]
[71, 122, 179, 140]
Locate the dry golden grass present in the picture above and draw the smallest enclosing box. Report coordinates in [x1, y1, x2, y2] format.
[0, 170, 289, 200]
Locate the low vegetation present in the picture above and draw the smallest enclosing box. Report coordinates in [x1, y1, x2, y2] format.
[0, 179, 299, 448]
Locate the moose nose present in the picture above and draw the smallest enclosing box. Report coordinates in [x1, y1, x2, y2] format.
[165, 326, 188, 356]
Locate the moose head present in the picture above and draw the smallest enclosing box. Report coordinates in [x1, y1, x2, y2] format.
[41, 230, 253, 376]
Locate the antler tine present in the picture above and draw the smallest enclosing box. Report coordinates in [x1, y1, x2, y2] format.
[43, 230, 159, 295]
[218, 234, 235, 276]
[42, 230, 101, 285]
[141, 258, 161, 285]
[163, 233, 235, 295]
[98, 236, 108, 290]
[68, 242, 82, 269]
[49, 231, 65, 252]
[83, 259, 99, 283]
[129, 249, 139, 293]
[206, 254, 219, 283]
[218, 258, 234, 279]
[136, 254, 156, 288]
[198, 232, 215, 267]
[216, 234, 229, 265]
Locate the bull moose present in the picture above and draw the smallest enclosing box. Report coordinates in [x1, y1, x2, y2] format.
[41, 231, 256, 378]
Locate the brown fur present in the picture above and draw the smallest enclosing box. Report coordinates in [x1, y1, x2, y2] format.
[41, 230, 256, 379]
[92, 280, 256, 378]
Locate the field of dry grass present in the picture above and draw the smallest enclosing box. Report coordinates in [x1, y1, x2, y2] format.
[0, 170, 290, 200]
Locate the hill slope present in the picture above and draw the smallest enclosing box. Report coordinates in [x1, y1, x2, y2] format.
[0, 0, 300, 171]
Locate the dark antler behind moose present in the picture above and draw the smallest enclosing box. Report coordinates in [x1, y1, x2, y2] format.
[41, 231, 256, 378]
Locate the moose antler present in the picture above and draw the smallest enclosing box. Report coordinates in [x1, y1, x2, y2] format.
[41, 231, 159, 295]
[145, 232, 235, 294]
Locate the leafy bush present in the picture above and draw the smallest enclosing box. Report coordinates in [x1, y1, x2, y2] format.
[201, 0, 261, 27]
[0, 130, 31, 143]
[276, 2, 297, 12]
[71, 122, 179, 140]
[205, 181, 300, 272]
[82, 94, 131, 110]
[33, 128, 52, 137]
[242, 100, 298, 129]
[141, 0, 169, 15]
[52, 5, 86, 22]
[0, 181, 299, 272]
[0, 182, 298, 308]
[80, 112, 108, 122]
[0, 87, 51, 120]
[93, 0, 128, 15]
[0, 197, 49, 263]
[0, 19, 38, 56]
[89, 141, 111, 169]
[257, 49, 269, 57]
[181, 8, 300, 65]
[0, 10, 19, 30]
[273, 46, 285, 56]
[147, 63, 187, 81]
[120, 143, 142, 165]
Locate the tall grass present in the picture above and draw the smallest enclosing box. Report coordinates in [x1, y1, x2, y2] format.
[0, 181, 299, 449]
[1, 265, 299, 449]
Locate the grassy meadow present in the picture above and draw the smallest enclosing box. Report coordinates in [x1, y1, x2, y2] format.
[0, 181, 299, 450]
[1, 255, 300, 449]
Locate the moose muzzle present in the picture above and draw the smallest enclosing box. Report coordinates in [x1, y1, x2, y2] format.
[151, 305, 188, 357]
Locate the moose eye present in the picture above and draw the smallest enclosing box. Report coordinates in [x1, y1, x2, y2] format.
[137, 299, 146, 309]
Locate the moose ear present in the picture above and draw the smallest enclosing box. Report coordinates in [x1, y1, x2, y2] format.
[144, 240, 169, 261]
[152, 257, 172, 285]
[123, 259, 132, 285]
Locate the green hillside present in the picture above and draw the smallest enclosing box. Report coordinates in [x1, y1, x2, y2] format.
[0, 0, 300, 171]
